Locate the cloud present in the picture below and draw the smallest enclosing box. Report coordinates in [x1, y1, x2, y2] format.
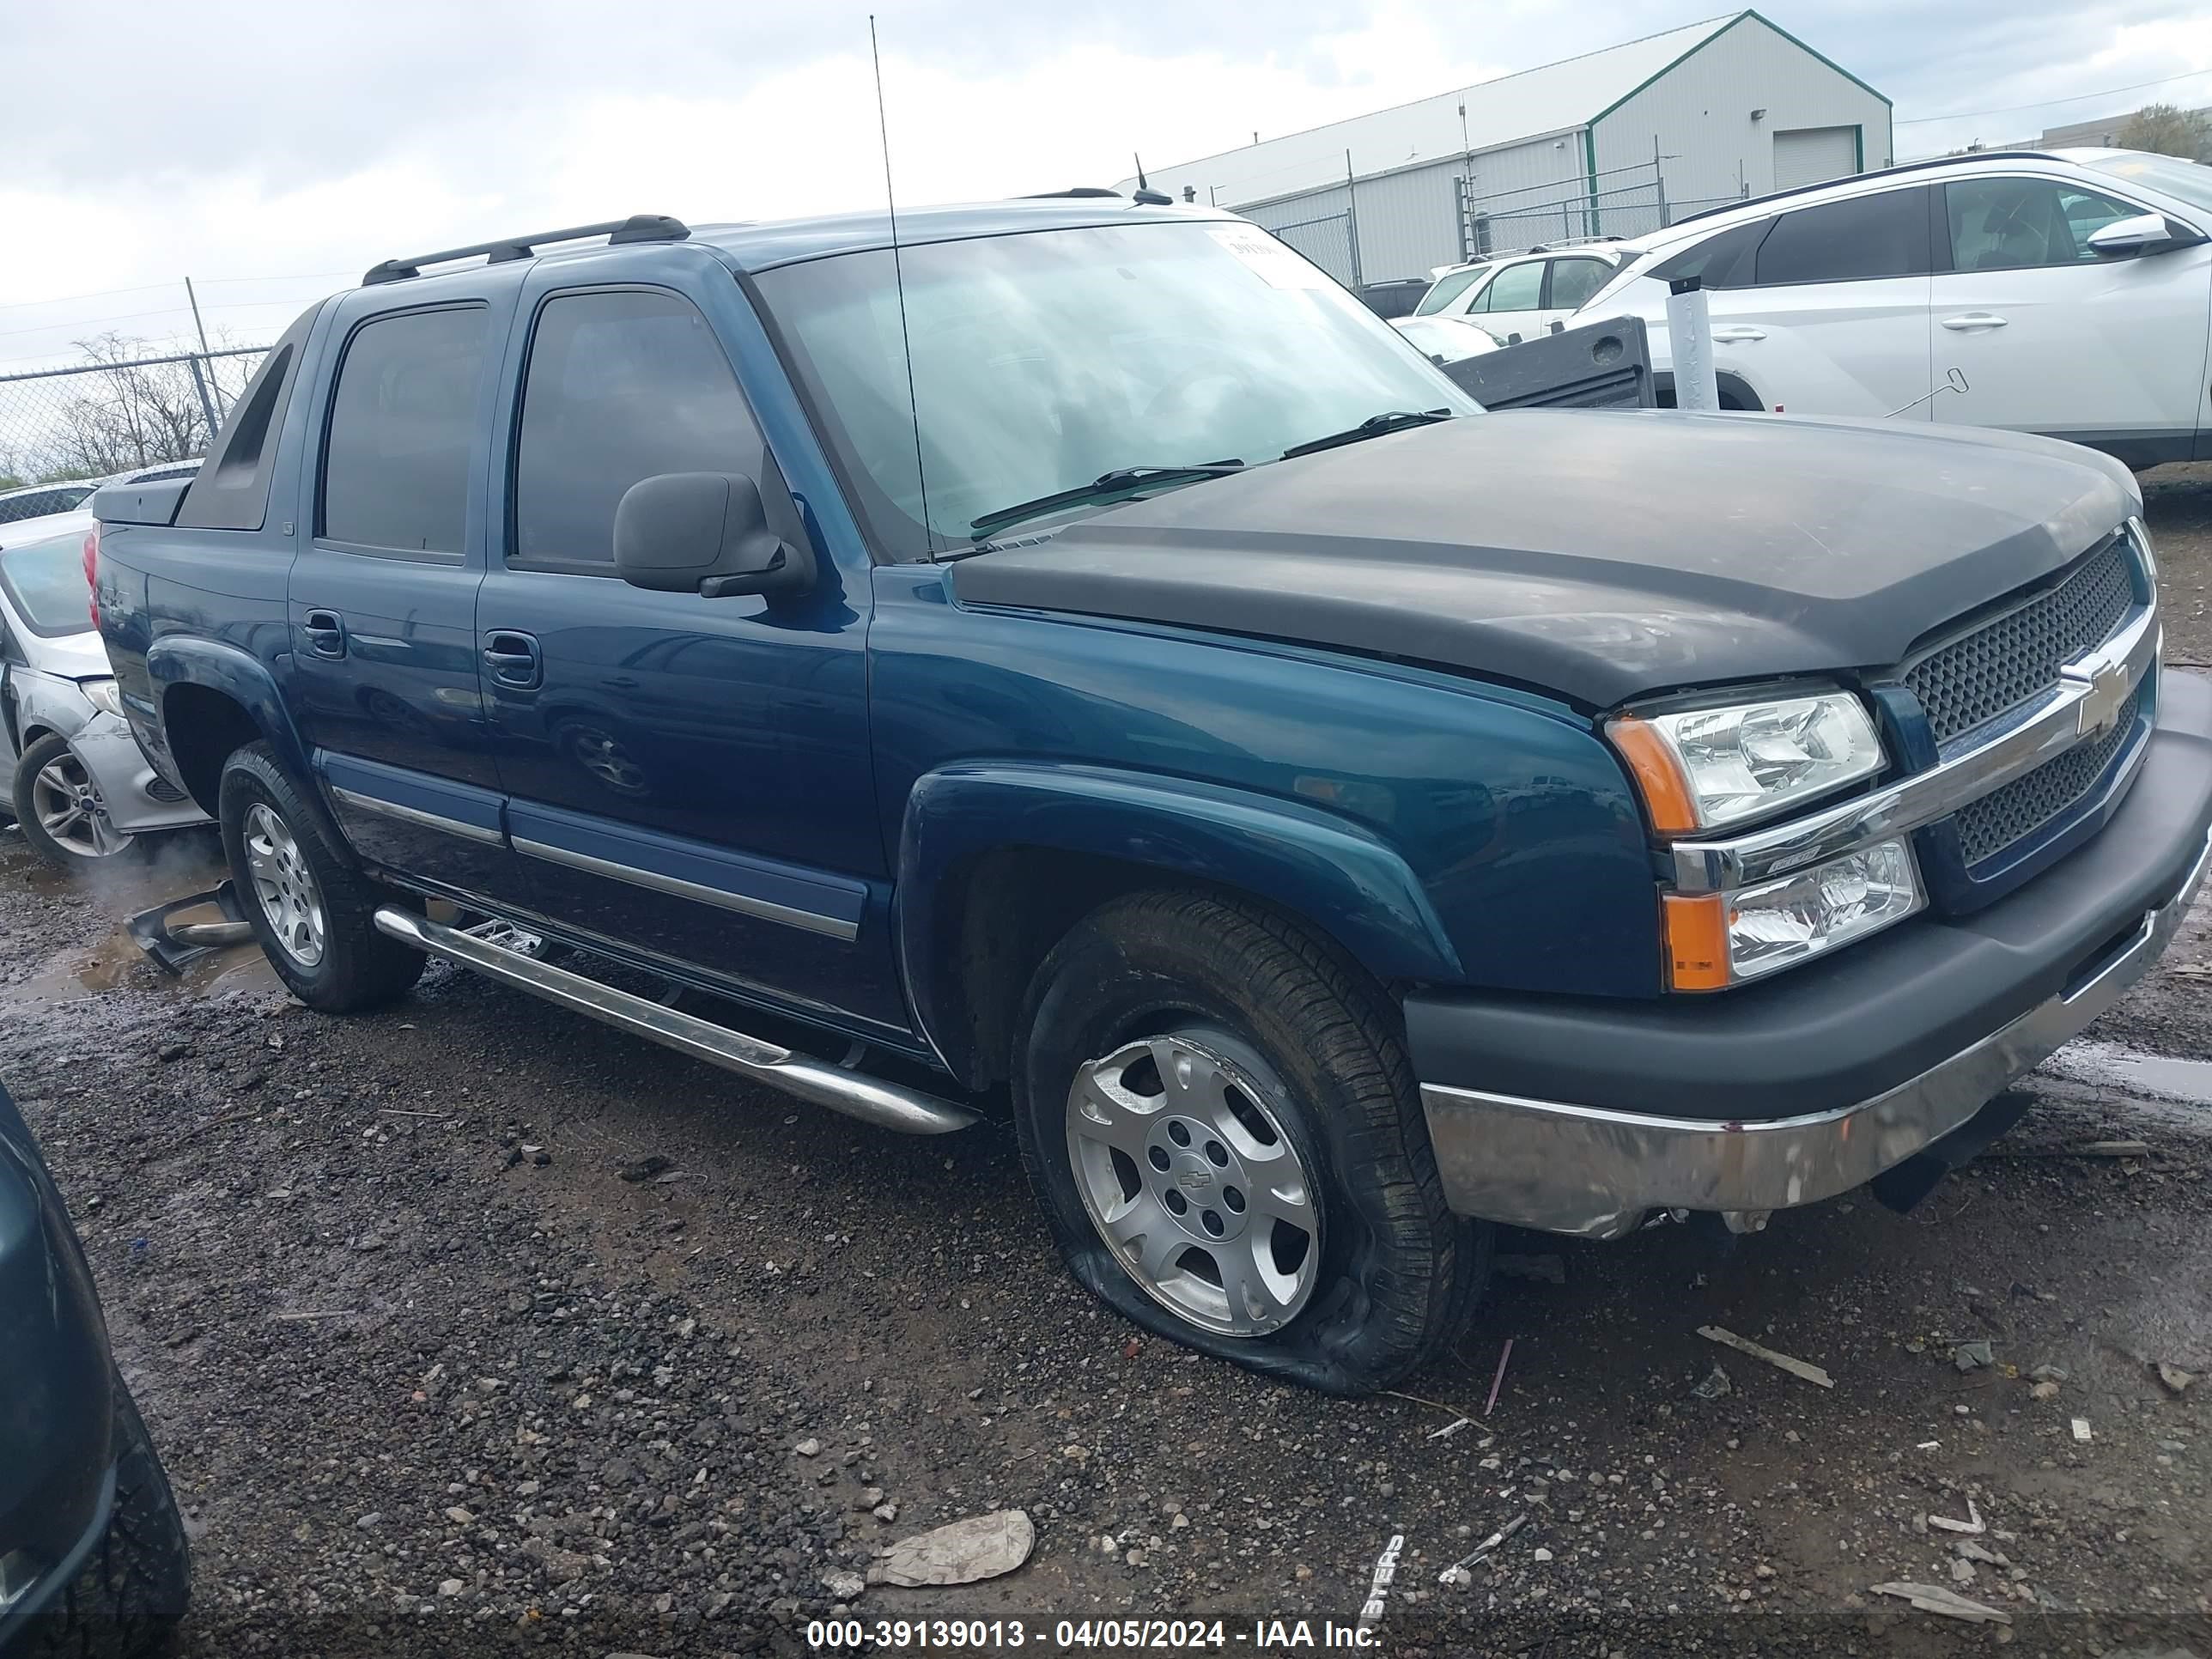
[1, 0, 2207, 370]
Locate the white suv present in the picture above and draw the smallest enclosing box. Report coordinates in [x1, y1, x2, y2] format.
[1397, 243, 1626, 348]
[1576, 149, 2212, 463]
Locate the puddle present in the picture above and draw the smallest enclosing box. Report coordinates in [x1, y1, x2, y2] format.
[2046, 1040, 2212, 1108]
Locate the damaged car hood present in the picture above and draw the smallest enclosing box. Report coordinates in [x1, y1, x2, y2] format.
[948, 410, 2141, 708]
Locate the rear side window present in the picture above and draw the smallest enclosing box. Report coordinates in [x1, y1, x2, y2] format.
[1472, 261, 1544, 313]
[510, 289, 763, 574]
[321, 306, 487, 555]
[1754, 187, 1931, 285]
[179, 301, 319, 533]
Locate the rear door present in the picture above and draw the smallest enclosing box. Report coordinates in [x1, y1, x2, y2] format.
[284, 292, 535, 908]
[474, 257, 902, 1036]
[1709, 185, 1936, 417]
[1930, 172, 2212, 459]
[1543, 255, 1614, 326]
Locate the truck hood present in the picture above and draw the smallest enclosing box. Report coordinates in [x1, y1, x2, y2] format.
[949, 410, 2141, 708]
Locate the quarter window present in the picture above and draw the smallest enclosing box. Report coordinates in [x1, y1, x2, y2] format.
[321, 307, 486, 555]
[1472, 261, 1544, 313]
[1753, 187, 1931, 284]
[511, 289, 763, 574]
[1945, 178, 2140, 270]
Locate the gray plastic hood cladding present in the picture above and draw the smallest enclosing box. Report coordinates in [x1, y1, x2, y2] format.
[950, 410, 2142, 708]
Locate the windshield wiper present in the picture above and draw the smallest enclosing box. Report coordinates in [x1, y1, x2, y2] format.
[969, 462, 1245, 538]
[1281, 409, 1452, 460]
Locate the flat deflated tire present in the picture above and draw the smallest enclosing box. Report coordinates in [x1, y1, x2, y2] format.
[1014, 889, 1489, 1395]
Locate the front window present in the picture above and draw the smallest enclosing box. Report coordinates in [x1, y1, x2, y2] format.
[1413, 264, 1490, 315]
[2081, 151, 2212, 216]
[757, 221, 1477, 556]
[0, 532, 94, 638]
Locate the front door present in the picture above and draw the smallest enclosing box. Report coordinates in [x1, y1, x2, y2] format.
[475, 266, 903, 1036]
[283, 295, 535, 909]
[1931, 173, 2212, 453]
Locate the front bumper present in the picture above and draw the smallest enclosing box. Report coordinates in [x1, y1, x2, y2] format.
[69, 713, 206, 835]
[1414, 670, 2212, 1238]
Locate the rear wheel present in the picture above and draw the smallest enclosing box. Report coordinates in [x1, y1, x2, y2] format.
[1015, 889, 1489, 1395]
[218, 742, 423, 1012]
[12, 733, 138, 869]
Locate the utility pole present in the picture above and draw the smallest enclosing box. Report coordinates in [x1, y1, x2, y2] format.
[183, 276, 222, 432]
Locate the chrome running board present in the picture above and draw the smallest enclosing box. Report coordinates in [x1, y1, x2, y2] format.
[372, 906, 976, 1136]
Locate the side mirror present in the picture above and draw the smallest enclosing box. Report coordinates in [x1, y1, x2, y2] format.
[2087, 212, 2199, 258]
[613, 472, 815, 600]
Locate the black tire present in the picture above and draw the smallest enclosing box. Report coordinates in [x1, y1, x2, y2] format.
[11, 732, 141, 871]
[27, 1382, 190, 1659]
[1014, 888, 1490, 1395]
[218, 741, 424, 1012]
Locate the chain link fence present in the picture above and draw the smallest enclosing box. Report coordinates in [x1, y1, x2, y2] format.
[1459, 162, 1749, 261]
[0, 347, 266, 489]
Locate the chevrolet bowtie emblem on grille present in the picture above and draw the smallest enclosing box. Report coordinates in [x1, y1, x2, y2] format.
[2075, 659, 2133, 737]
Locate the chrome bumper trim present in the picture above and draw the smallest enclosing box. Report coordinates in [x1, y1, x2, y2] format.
[1422, 821, 2212, 1239]
[330, 785, 505, 848]
[1670, 605, 2160, 892]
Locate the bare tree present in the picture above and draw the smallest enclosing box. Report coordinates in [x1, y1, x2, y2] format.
[44, 333, 216, 477]
[2116, 103, 2212, 164]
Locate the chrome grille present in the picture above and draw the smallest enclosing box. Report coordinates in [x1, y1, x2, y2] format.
[1954, 690, 2140, 866]
[1905, 540, 2133, 746]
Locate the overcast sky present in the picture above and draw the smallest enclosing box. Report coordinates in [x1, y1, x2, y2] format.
[3, 0, 2208, 371]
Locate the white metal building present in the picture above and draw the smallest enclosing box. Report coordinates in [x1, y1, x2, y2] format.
[1121, 10, 1892, 287]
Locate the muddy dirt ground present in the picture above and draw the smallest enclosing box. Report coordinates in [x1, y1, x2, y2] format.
[3, 478, 2210, 1658]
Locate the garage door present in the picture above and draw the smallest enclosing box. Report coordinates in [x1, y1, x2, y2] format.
[1773, 125, 1858, 191]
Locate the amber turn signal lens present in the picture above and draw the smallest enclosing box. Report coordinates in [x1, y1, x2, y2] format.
[1607, 714, 1699, 835]
[1662, 891, 1731, 991]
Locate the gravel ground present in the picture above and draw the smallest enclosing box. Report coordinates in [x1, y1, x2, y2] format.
[3, 478, 2209, 1658]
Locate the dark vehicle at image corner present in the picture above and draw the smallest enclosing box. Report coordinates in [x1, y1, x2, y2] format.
[0, 1081, 191, 1656]
[85, 197, 2212, 1396]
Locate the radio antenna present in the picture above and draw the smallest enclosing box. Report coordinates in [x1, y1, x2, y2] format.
[870, 15, 935, 558]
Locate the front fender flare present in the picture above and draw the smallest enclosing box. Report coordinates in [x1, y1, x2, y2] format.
[896, 762, 1463, 1079]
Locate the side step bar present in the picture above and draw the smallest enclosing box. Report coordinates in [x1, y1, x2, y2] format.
[372, 906, 976, 1136]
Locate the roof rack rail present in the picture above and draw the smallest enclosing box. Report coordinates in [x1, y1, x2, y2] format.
[1020, 186, 1175, 206]
[1662, 149, 2060, 231]
[361, 215, 691, 286]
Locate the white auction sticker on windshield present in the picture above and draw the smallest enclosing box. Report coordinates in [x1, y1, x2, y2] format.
[1207, 223, 1332, 289]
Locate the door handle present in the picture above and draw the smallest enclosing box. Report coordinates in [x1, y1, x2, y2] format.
[301, 609, 347, 659]
[482, 630, 542, 690]
[1941, 313, 2008, 331]
[1710, 325, 1766, 342]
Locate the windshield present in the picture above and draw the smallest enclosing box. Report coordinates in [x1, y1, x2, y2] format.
[2081, 151, 2212, 216]
[757, 220, 1478, 555]
[0, 531, 92, 637]
[1413, 264, 1490, 315]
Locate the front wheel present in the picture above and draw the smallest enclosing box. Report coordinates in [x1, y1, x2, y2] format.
[1014, 890, 1489, 1395]
[12, 732, 138, 870]
[218, 742, 424, 1012]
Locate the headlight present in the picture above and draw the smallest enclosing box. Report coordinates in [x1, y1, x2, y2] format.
[80, 677, 125, 719]
[1610, 690, 1885, 832]
[1666, 838, 1923, 989]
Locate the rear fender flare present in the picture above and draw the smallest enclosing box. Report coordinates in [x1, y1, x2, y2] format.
[144, 635, 313, 787]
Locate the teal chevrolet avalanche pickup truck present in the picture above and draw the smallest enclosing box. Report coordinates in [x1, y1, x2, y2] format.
[87, 198, 2212, 1393]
